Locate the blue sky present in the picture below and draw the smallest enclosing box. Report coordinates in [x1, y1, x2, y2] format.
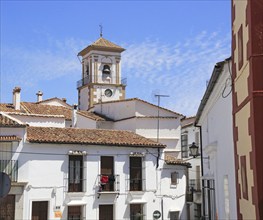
[1, 1, 231, 116]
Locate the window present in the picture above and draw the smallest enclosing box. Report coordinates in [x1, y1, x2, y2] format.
[100, 156, 115, 191]
[86, 64, 89, 76]
[238, 25, 243, 70]
[194, 204, 201, 219]
[69, 155, 83, 192]
[130, 204, 144, 220]
[181, 133, 188, 158]
[241, 156, 248, 200]
[195, 132, 200, 147]
[130, 157, 142, 191]
[99, 205, 113, 220]
[189, 179, 196, 191]
[169, 211, 179, 220]
[0, 142, 18, 182]
[171, 172, 179, 185]
[68, 206, 83, 220]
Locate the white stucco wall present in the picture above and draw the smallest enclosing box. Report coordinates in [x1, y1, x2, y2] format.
[79, 86, 89, 111]
[39, 100, 70, 108]
[135, 101, 179, 117]
[94, 100, 136, 121]
[14, 141, 188, 220]
[75, 114, 97, 129]
[8, 115, 65, 128]
[197, 62, 237, 220]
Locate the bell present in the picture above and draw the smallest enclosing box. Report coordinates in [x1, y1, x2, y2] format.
[103, 65, 111, 74]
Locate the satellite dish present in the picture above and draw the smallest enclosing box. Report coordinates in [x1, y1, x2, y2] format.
[0, 172, 11, 198]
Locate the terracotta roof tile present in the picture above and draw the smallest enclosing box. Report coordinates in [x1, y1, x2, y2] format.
[0, 114, 25, 127]
[165, 156, 192, 168]
[181, 116, 196, 128]
[77, 111, 112, 121]
[27, 126, 165, 148]
[37, 97, 72, 108]
[0, 135, 22, 142]
[0, 103, 25, 113]
[78, 37, 125, 56]
[21, 102, 72, 120]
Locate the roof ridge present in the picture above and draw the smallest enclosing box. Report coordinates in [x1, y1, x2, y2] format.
[94, 97, 184, 116]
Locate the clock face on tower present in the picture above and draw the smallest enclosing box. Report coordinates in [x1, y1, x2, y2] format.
[104, 89, 113, 97]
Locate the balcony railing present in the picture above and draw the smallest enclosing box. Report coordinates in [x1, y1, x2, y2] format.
[0, 160, 18, 182]
[186, 191, 193, 202]
[98, 174, 120, 193]
[76, 76, 127, 89]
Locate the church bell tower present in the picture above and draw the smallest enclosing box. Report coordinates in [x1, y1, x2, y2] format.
[77, 35, 126, 110]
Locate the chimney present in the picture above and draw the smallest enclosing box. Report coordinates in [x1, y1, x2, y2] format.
[36, 91, 43, 102]
[72, 104, 78, 127]
[13, 87, 21, 110]
[62, 98, 67, 103]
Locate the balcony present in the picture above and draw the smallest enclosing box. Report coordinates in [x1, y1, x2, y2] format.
[97, 174, 120, 197]
[76, 76, 127, 89]
[186, 191, 193, 203]
[0, 160, 18, 182]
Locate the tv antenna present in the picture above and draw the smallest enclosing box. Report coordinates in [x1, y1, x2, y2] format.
[154, 93, 169, 168]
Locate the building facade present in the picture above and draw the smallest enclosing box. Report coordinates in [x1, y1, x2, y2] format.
[0, 113, 190, 220]
[195, 59, 237, 219]
[181, 117, 202, 220]
[231, 0, 263, 219]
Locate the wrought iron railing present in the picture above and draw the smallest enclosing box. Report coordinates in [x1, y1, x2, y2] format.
[76, 76, 127, 89]
[0, 160, 18, 182]
[98, 174, 120, 193]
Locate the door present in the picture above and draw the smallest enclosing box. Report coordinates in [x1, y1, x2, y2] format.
[32, 201, 48, 220]
[0, 195, 15, 220]
[99, 204, 113, 220]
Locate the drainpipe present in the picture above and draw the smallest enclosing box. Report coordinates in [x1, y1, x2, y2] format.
[161, 197, 164, 220]
[194, 124, 205, 219]
[13, 87, 21, 110]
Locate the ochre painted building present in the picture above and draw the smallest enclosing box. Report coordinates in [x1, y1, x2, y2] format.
[231, 0, 263, 219]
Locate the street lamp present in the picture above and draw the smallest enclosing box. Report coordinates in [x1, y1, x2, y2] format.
[189, 142, 199, 158]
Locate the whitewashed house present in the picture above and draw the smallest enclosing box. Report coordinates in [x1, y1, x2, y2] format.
[195, 58, 237, 220]
[0, 112, 190, 219]
[180, 116, 202, 220]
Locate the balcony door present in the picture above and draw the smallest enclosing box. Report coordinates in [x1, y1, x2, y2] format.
[130, 157, 142, 191]
[99, 204, 113, 220]
[101, 156, 114, 191]
[69, 155, 83, 192]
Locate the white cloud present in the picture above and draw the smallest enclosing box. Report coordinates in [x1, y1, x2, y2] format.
[122, 31, 231, 116]
[1, 31, 230, 115]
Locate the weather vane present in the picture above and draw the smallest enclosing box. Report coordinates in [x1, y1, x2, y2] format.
[99, 24, 103, 37]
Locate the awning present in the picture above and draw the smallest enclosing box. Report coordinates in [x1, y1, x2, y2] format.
[66, 200, 86, 206]
[169, 208, 180, 212]
[129, 199, 147, 204]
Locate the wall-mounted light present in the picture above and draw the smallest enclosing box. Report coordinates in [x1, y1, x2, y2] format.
[189, 142, 199, 158]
